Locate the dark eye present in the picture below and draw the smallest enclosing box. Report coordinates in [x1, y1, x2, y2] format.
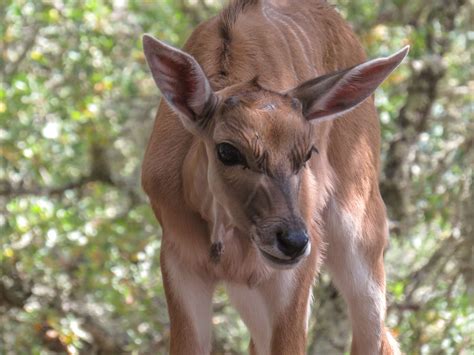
[216, 143, 246, 166]
[304, 146, 319, 163]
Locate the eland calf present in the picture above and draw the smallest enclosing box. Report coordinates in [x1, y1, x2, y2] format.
[142, 0, 407, 354]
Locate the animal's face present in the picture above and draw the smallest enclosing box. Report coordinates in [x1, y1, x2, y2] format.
[142, 34, 408, 268]
[204, 85, 315, 266]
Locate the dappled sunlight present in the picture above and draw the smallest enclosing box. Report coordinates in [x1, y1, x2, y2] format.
[1, 1, 471, 354]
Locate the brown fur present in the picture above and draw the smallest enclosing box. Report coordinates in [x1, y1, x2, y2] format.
[142, 0, 400, 353]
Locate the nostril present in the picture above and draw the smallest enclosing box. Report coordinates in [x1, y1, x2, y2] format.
[297, 233, 309, 249]
[276, 229, 292, 253]
[276, 230, 309, 257]
[276, 228, 286, 240]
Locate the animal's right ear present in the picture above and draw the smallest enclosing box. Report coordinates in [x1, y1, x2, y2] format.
[142, 34, 217, 133]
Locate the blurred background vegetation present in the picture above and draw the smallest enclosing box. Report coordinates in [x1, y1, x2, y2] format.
[0, 0, 472, 354]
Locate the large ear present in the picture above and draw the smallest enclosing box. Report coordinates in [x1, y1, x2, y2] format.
[142, 34, 217, 132]
[288, 46, 409, 122]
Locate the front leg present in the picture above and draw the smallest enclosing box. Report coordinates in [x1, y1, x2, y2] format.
[161, 245, 215, 355]
[226, 256, 317, 355]
[325, 196, 400, 355]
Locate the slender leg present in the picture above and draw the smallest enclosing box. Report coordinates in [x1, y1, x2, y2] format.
[324, 196, 400, 355]
[226, 258, 316, 355]
[249, 339, 258, 355]
[161, 245, 215, 355]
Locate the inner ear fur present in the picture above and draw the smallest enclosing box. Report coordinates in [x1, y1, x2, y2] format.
[142, 34, 217, 132]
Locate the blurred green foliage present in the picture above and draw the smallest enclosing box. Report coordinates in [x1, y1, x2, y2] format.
[1, 0, 472, 354]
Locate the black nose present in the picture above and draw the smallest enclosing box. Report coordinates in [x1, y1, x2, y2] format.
[276, 229, 309, 258]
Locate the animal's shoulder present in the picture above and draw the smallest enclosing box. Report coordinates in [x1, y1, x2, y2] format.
[141, 101, 192, 208]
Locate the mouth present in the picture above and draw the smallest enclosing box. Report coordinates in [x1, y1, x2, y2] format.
[258, 243, 310, 269]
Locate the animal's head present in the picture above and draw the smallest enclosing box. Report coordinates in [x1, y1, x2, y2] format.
[143, 34, 408, 268]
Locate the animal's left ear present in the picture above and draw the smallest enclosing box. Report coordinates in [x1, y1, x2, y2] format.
[288, 46, 409, 122]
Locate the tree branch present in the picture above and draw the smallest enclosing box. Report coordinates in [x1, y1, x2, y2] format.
[4, 24, 40, 78]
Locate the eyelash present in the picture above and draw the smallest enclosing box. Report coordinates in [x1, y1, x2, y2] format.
[305, 146, 318, 161]
[301, 146, 318, 170]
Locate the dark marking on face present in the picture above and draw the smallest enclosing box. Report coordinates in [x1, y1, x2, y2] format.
[224, 96, 240, 108]
[291, 98, 302, 111]
[197, 94, 219, 130]
[250, 76, 261, 88]
[256, 150, 269, 174]
[273, 172, 302, 224]
[210, 241, 224, 263]
[290, 145, 313, 173]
